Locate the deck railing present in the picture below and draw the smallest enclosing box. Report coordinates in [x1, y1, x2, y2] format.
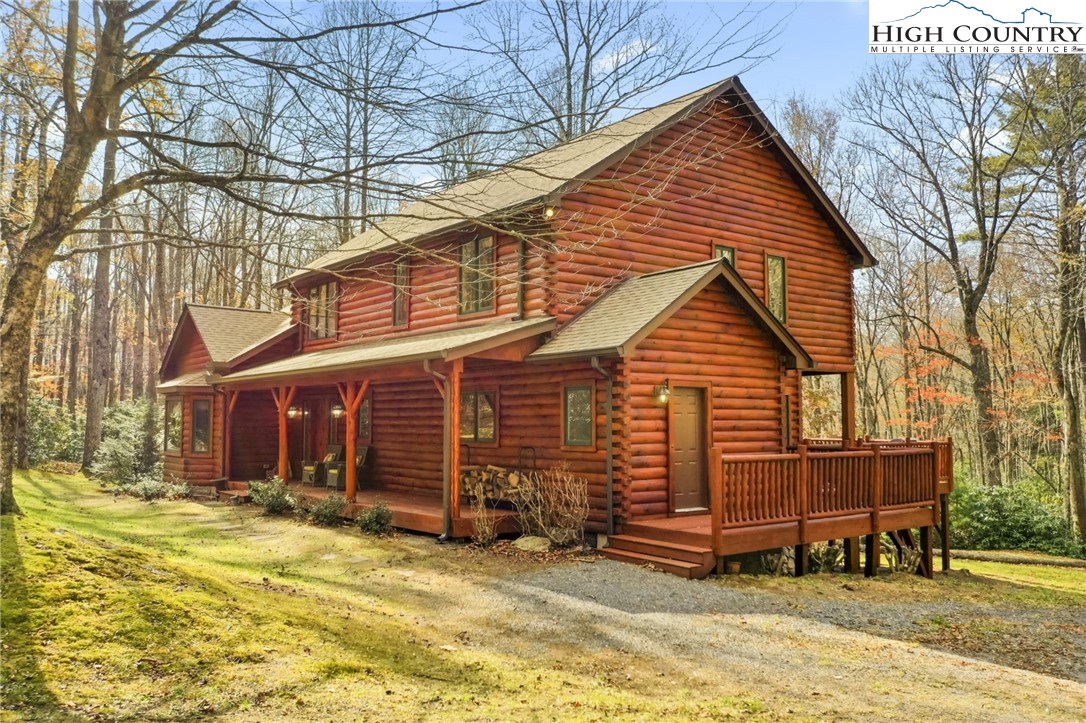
[708, 439, 952, 558]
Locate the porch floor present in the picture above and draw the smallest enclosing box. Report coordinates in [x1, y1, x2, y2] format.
[286, 482, 519, 538]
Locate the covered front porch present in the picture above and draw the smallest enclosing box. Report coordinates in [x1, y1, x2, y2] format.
[214, 318, 555, 538]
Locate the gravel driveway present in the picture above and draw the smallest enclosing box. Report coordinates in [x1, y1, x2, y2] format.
[455, 558, 1086, 722]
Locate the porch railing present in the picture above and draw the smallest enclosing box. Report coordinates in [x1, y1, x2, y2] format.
[708, 439, 952, 558]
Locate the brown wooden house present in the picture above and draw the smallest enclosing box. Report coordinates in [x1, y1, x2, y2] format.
[159, 77, 952, 578]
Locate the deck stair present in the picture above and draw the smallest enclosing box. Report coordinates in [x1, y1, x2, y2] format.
[217, 480, 251, 504]
[601, 533, 716, 579]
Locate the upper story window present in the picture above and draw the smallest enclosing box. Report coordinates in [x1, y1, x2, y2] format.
[714, 245, 735, 266]
[308, 282, 338, 339]
[393, 260, 409, 327]
[766, 254, 787, 323]
[459, 236, 494, 314]
[164, 399, 182, 453]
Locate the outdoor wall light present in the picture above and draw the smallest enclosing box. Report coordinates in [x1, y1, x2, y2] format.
[544, 205, 557, 218]
[286, 406, 301, 419]
[331, 404, 345, 419]
[654, 379, 671, 405]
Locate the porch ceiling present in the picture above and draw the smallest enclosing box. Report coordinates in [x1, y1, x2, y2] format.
[217, 317, 555, 385]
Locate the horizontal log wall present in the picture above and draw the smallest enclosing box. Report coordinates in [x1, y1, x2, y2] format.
[229, 391, 279, 480]
[623, 283, 785, 518]
[296, 233, 525, 353]
[550, 96, 856, 371]
[461, 358, 614, 531]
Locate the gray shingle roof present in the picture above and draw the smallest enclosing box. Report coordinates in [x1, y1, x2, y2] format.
[528, 259, 813, 369]
[156, 370, 210, 391]
[185, 304, 293, 364]
[279, 79, 739, 285]
[220, 317, 555, 384]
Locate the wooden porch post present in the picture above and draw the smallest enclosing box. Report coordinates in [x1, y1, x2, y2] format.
[864, 533, 879, 577]
[337, 380, 370, 502]
[919, 526, 934, 579]
[271, 386, 297, 481]
[841, 372, 856, 449]
[843, 537, 862, 574]
[224, 390, 240, 479]
[449, 359, 463, 524]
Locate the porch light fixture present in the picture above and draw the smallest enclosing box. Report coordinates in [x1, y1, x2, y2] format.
[330, 403, 345, 419]
[654, 379, 671, 405]
[544, 205, 557, 218]
[286, 406, 301, 419]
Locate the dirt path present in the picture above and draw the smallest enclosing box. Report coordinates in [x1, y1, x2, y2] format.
[436, 557, 1086, 722]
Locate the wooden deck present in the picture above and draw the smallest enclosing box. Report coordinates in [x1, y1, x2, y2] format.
[287, 483, 519, 538]
[609, 440, 953, 578]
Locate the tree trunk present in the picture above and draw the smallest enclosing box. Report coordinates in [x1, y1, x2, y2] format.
[964, 308, 1002, 487]
[133, 239, 148, 399]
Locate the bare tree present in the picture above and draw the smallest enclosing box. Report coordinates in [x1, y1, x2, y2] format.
[846, 56, 1042, 487]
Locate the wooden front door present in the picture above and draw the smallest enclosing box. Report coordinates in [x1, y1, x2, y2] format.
[670, 386, 708, 511]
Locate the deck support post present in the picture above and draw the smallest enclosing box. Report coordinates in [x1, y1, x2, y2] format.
[843, 537, 861, 574]
[919, 526, 933, 579]
[864, 533, 879, 577]
[271, 386, 297, 481]
[337, 380, 370, 502]
[793, 544, 809, 577]
[940, 494, 951, 571]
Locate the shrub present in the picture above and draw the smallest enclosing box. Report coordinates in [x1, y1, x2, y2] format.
[27, 389, 84, 466]
[466, 478, 498, 546]
[90, 400, 159, 487]
[950, 481, 1084, 558]
[309, 494, 346, 527]
[249, 476, 297, 515]
[512, 465, 588, 547]
[356, 501, 393, 536]
[808, 542, 843, 573]
[118, 468, 191, 502]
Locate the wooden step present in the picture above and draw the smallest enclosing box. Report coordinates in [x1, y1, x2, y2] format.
[225, 481, 251, 491]
[620, 522, 713, 548]
[606, 534, 714, 565]
[599, 547, 714, 579]
[218, 489, 250, 504]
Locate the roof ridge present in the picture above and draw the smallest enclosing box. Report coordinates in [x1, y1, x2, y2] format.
[186, 302, 286, 315]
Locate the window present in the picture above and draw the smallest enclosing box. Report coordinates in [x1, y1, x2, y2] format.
[459, 236, 494, 314]
[460, 390, 496, 442]
[192, 398, 212, 453]
[563, 385, 594, 447]
[714, 245, 735, 266]
[307, 282, 338, 339]
[392, 260, 409, 326]
[767, 254, 787, 322]
[358, 393, 372, 444]
[164, 399, 182, 453]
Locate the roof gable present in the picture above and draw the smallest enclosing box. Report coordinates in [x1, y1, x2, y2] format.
[159, 303, 293, 380]
[528, 258, 814, 369]
[282, 76, 873, 287]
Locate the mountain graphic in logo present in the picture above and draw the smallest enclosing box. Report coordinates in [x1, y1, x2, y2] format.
[886, 1, 1074, 24]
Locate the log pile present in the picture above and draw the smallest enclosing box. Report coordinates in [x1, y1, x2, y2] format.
[461, 465, 522, 502]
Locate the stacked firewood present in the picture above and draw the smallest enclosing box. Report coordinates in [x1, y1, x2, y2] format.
[460, 465, 522, 502]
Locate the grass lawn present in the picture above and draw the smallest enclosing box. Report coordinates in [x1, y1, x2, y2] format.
[2, 471, 763, 722]
[3, 469, 1085, 721]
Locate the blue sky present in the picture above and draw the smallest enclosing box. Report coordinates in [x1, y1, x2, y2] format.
[656, 1, 874, 119]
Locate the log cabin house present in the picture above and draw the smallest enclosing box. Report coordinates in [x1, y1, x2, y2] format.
[158, 77, 953, 579]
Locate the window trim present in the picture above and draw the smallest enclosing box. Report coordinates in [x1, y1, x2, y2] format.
[459, 388, 499, 445]
[190, 397, 213, 456]
[713, 244, 736, 267]
[765, 253, 788, 324]
[164, 397, 183, 455]
[392, 259, 410, 327]
[458, 235, 496, 316]
[561, 381, 596, 449]
[307, 281, 338, 340]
